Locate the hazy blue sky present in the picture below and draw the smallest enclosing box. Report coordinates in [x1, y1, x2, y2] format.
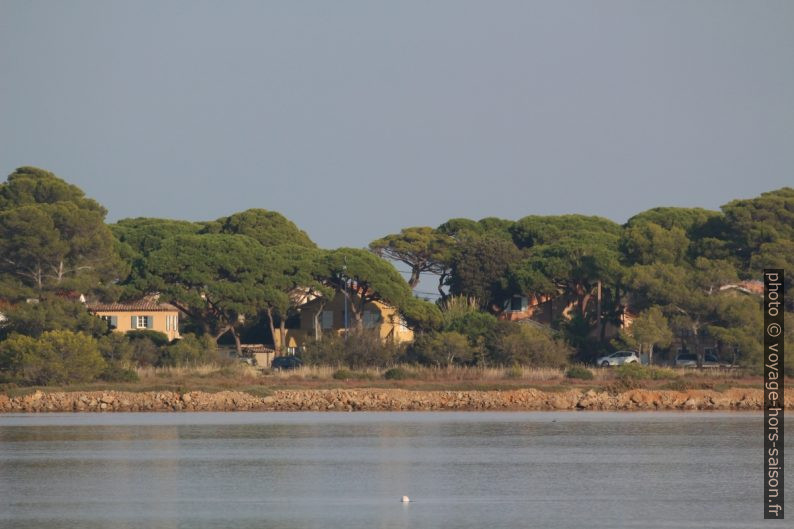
[1, 0, 792, 250]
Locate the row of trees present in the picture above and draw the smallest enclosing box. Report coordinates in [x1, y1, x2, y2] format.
[0, 166, 792, 381]
[371, 189, 793, 367]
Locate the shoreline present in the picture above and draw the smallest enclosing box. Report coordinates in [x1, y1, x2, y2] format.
[1, 387, 790, 412]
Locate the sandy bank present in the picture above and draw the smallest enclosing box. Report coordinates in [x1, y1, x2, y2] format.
[0, 387, 789, 412]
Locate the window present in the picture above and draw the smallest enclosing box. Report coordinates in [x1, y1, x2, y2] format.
[135, 316, 150, 329]
[101, 315, 117, 330]
[509, 296, 528, 311]
[321, 311, 333, 330]
[363, 310, 379, 328]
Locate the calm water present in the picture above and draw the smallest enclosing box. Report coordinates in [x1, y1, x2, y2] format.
[0, 412, 790, 529]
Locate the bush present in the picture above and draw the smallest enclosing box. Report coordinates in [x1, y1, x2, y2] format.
[0, 330, 106, 385]
[487, 322, 570, 367]
[333, 368, 353, 380]
[442, 308, 499, 345]
[566, 365, 594, 380]
[504, 366, 523, 379]
[99, 365, 140, 383]
[383, 367, 411, 380]
[158, 334, 219, 366]
[616, 363, 678, 382]
[302, 330, 404, 368]
[97, 333, 134, 363]
[126, 330, 170, 347]
[409, 331, 475, 367]
[127, 335, 162, 366]
[616, 363, 650, 381]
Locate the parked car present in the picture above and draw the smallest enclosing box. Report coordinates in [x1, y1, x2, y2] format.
[674, 353, 697, 367]
[595, 351, 640, 367]
[675, 353, 722, 368]
[271, 355, 303, 370]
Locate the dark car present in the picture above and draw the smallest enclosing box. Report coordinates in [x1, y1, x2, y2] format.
[271, 355, 303, 370]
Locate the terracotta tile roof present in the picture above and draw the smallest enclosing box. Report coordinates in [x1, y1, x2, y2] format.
[719, 280, 764, 296]
[87, 301, 179, 312]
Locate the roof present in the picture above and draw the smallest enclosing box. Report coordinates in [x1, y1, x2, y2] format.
[87, 301, 179, 312]
[719, 280, 764, 296]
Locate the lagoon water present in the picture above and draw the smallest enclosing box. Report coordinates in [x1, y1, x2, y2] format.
[0, 412, 789, 529]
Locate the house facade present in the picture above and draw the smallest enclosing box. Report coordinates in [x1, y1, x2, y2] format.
[273, 291, 413, 353]
[87, 300, 181, 341]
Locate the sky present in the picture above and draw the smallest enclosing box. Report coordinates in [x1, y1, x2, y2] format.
[1, 0, 792, 253]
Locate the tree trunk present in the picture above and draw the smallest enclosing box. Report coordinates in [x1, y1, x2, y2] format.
[580, 292, 592, 319]
[313, 301, 327, 341]
[340, 287, 363, 334]
[212, 325, 232, 342]
[408, 268, 421, 288]
[352, 310, 364, 332]
[279, 320, 288, 355]
[692, 323, 703, 368]
[231, 327, 242, 356]
[437, 271, 448, 300]
[265, 308, 279, 353]
[649, 343, 654, 366]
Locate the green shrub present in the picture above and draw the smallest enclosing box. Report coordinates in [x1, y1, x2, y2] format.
[99, 365, 140, 383]
[158, 334, 219, 366]
[566, 365, 594, 380]
[616, 363, 677, 382]
[616, 363, 650, 381]
[383, 367, 411, 380]
[128, 336, 161, 366]
[409, 331, 475, 367]
[302, 330, 405, 368]
[504, 366, 523, 379]
[0, 330, 106, 385]
[647, 367, 677, 380]
[97, 333, 134, 363]
[126, 330, 170, 347]
[487, 322, 570, 367]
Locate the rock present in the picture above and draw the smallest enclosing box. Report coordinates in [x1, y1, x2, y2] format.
[682, 398, 699, 410]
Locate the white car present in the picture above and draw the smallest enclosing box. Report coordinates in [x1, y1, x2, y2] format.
[596, 350, 640, 367]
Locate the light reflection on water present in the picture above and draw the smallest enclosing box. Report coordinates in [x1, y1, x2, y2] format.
[0, 412, 788, 529]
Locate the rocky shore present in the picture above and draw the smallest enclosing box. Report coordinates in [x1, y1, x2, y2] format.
[0, 387, 789, 412]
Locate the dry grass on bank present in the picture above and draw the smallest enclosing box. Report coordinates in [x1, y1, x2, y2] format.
[1, 363, 772, 398]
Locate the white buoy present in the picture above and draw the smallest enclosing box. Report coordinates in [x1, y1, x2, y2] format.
[401, 496, 410, 503]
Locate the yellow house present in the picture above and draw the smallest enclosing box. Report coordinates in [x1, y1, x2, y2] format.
[87, 300, 181, 342]
[273, 291, 413, 353]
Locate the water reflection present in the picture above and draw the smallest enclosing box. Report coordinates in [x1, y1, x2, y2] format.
[0, 412, 787, 529]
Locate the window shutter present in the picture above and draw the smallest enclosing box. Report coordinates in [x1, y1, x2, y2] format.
[110, 316, 117, 328]
[322, 311, 333, 330]
[147, 316, 153, 329]
[131, 316, 137, 329]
